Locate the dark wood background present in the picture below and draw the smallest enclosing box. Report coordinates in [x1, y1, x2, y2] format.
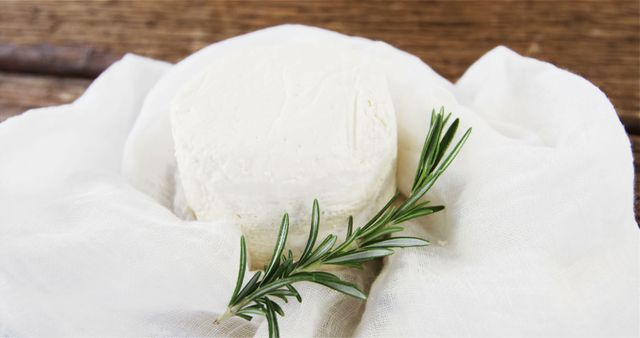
[0, 0, 638, 220]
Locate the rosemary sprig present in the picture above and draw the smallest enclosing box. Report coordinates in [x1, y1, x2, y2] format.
[215, 107, 471, 337]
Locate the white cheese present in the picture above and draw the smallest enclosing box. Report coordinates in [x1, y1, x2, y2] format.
[170, 40, 397, 266]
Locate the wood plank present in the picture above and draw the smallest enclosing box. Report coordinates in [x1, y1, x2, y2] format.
[0, 0, 637, 131]
[0, 72, 90, 121]
[0, 44, 121, 77]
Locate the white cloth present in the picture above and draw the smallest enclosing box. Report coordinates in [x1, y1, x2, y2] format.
[0, 25, 637, 337]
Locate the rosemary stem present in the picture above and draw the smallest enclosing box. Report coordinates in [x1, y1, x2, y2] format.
[217, 107, 471, 338]
[215, 307, 234, 324]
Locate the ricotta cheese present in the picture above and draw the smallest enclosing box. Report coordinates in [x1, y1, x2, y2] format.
[171, 40, 397, 266]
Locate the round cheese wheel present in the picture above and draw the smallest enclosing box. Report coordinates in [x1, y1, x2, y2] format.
[170, 41, 397, 266]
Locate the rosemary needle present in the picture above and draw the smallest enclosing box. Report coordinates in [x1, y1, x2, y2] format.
[216, 107, 471, 337]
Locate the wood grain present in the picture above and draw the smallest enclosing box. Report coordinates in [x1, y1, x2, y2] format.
[0, 0, 638, 132]
[0, 72, 90, 121]
[0, 44, 121, 77]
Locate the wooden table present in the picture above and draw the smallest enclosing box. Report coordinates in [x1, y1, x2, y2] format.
[1, 0, 638, 220]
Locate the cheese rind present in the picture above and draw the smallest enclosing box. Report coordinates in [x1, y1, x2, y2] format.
[171, 41, 397, 266]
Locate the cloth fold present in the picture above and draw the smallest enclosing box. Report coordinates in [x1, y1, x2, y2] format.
[0, 25, 637, 337]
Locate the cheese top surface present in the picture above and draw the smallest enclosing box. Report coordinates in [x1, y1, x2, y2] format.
[171, 40, 397, 265]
